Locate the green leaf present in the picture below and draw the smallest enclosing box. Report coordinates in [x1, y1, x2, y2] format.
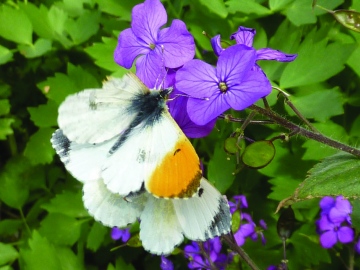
[285, 87, 344, 122]
[285, 0, 317, 26]
[20, 3, 54, 40]
[85, 37, 121, 72]
[21, 232, 61, 270]
[65, 11, 100, 44]
[268, 177, 301, 202]
[0, 156, 31, 209]
[24, 128, 56, 165]
[0, 243, 18, 266]
[18, 38, 52, 58]
[0, 100, 10, 116]
[27, 100, 58, 128]
[38, 64, 98, 104]
[0, 119, 15, 140]
[280, 27, 356, 88]
[208, 144, 235, 193]
[226, 0, 271, 16]
[39, 213, 82, 246]
[47, 5, 73, 47]
[292, 153, 360, 203]
[0, 5, 32, 44]
[288, 224, 331, 267]
[0, 46, 13, 65]
[269, 0, 293, 11]
[302, 122, 348, 160]
[95, 0, 141, 19]
[87, 222, 108, 251]
[198, 0, 228, 18]
[0, 220, 23, 236]
[114, 257, 135, 270]
[351, 199, 360, 231]
[41, 190, 88, 218]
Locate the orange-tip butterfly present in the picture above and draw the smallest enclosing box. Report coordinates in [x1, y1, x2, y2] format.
[51, 73, 231, 254]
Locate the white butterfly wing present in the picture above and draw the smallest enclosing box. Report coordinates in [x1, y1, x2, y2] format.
[173, 178, 231, 240]
[58, 74, 148, 144]
[102, 113, 201, 198]
[83, 178, 146, 228]
[51, 129, 116, 183]
[139, 196, 184, 255]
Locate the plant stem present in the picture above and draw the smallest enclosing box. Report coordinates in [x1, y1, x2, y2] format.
[248, 104, 360, 158]
[222, 234, 260, 270]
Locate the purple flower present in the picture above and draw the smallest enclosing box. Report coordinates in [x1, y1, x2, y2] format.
[168, 89, 216, 138]
[212, 26, 297, 63]
[111, 227, 131, 242]
[114, 0, 195, 88]
[229, 195, 248, 214]
[317, 215, 354, 248]
[184, 238, 231, 270]
[234, 213, 267, 246]
[176, 44, 271, 125]
[160, 256, 174, 270]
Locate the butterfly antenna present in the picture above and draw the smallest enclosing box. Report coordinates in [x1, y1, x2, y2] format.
[154, 45, 168, 90]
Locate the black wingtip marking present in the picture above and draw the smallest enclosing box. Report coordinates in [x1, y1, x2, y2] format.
[51, 129, 71, 164]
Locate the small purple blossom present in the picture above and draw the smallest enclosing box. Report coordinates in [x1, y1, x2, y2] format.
[176, 44, 271, 125]
[229, 195, 248, 214]
[316, 196, 354, 249]
[184, 237, 231, 270]
[114, 0, 195, 88]
[317, 215, 354, 248]
[111, 227, 131, 242]
[212, 26, 297, 63]
[160, 256, 174, 270]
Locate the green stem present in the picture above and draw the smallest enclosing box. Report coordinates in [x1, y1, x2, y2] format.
[222, 234, 260, 270]
[19, 208, 31, 235]
[248, 104, 360, 158]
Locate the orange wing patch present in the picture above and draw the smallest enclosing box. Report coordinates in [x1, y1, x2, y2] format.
[146, 137, 202, 198]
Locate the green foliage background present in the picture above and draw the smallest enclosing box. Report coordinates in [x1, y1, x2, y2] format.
[1, 0, 360, 269]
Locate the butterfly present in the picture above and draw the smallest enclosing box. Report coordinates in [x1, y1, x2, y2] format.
[51, 73, 231, 254]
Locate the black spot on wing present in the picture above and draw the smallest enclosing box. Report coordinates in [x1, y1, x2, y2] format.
[198, 188, 204, 197]
[173, 149, 181, 156]
[51, 129, 71, 165]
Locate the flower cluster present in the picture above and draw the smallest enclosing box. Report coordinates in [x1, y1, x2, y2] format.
[230, 195, 267, 246]
[316, 196, 354, 248]
[114, 0, 297, 138]
[184, 237, 232, 270]
[111, 227, 131, 243]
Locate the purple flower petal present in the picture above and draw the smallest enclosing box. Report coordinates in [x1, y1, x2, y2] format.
[234, 229, 246, 246]
[233, 195, 248, 208]
[230, 26, 256, 47]
[131, 0, 167, 43]
[317, 215, 335, 232]
[114, 28, 149, 68]
[160, 256, 174, 270]
[176, 59, 218, 98]
[319, 196, 335, 214]
[228, 201, 237, 214]
[210, 34, 224, 57]
[239, 223, 256, 238]
[320, 230, 337, 248]
[337, 226, 354, 244]
[211, 237, 222, 253]
[216, 44, 256, 83]
[186, 92, 230, 125]
[158, 19, 195, 68]
[111, 227, 130, 242]
[256, 48, 297, 62]
[135, 51, 165, 88]
[184, 242, 200, 258]
[168, 91, 215, 138]
[224, 69, 271, 110]
[259, 219, 267, 230]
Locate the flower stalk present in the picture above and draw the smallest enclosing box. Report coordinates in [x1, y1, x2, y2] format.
[248, 104, 360, 158]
